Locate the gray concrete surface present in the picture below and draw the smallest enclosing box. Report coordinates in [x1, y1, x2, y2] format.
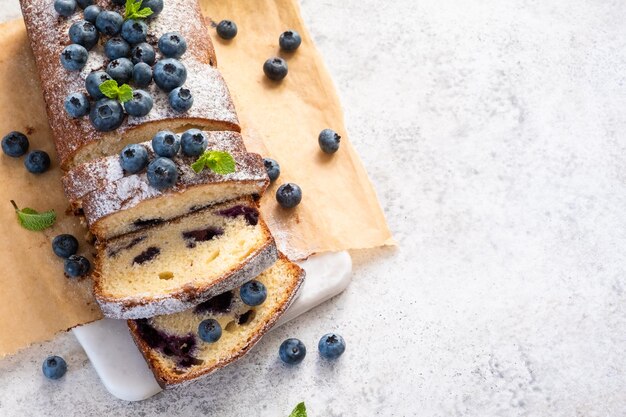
[1, 0, 625, 416]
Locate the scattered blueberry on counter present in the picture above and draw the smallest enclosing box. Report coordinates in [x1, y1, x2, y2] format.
[104, 37, 131, 60]
[64, 254, 91, 278]
[216, 20, 238, 40]
[147, 157, 178, 190]
[276, 183, 302, 208]
[158, 32, 187, 59]
[132, 62, 153, 88]
[153, 58, 187, 92]
[64, 92, 90, 118]
[42, 356, 67, 380]
[85, 71, 112, 99]
[198, 319, 222, 343]
[75, 0, 93, 9]
[263, 57, 288, 81]
[152, 130, 180, 158]
[60, 44, 89, 71]
[141, 0, 164, 16]
[69, 20, 99, 50]
[181, 129, 208, 157]
[318, 128, 341, 154]
[1, 131, 29, 158]
[110, 0, 126, 5]
[169, 87, 193, 112]
[106, 57, 134, 84]
[131, 42, 156, 66]
[263, 158, 280, 182]
[240, 280, 267, 306]
[120, 143, 149, 173]
[121, 19, 148, 45]
[279, 338, 306, 365]
[90, 99, 125, 132]
[54, 0, 76, 17]
[124, 90, 154, 117]
[52, 234, 79, 259]
[279, 30, 302, 52]
[95, 10, 123, 36]
[318, 333, 346, 359]
[83, 4, 102, 23]
[24, 150, 51, 174]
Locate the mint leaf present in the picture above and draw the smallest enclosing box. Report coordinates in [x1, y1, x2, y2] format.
[118, 84, 134, 103]
[125, 0, 153, 20]
[191, 151, 236, 175]
[133, 7, 154, 18]
[289, 402, 307, 417]
[99, 79, 120, 100]
[11, 200, 56, 231]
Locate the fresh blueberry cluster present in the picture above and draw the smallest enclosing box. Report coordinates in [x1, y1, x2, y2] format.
[51, 233, 92, 278]
[1, 131, 52, 174]
[56, 0, 195, 132]
[119, 129, 210, 190]
[278, 333, 346, 365]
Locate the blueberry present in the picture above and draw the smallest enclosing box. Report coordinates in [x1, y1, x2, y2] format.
[124, 90, 153, 117]
[104, 37, 130, 60]
[85, 71, 112, 99]
[158, 32, 187, 58]
[110, 0, 125, 4]
[121, 19, 148, 45]
[60, 44, 88, 71]
[83, 5, 102, 23]
[64, 255, 91, 277]
[276, 183, 302, 208]
[54, 0, 76, 17]
[216, 20, 237, 40]
[89, 99, 124, 132]
[153, 58, 187, 92]
[52, 234, 79, 258]
[318, 129, 341, 154]
[279, 338, 306, 365]
[263, 57, 288, 81]
[64, 92, 90, 119]
[76, 0, 93, 8]
[279, 30, 302, 51]
[120, 143, 149, 173]
[263, 158, 280, 182]
[95, 11, 123, 36]
[141, 0, 164, 16]
[198, 319, 222, 343]
[132, 63, 153, 88]
[24, 151, 51, 174]
[106, 57, 134, 84]
[147, 157, 178, 190]
[239, 280, 267, 306]
[318, 333, 346, 359]
[168, 87, 193, 112]
[131, 42, 156, 65]
[1, 131, 29, 158]
[151, 130, 180, 158]
[69, 20, 99, 50]
[42, 356, 67, 380]
[180, 129, 207, 157]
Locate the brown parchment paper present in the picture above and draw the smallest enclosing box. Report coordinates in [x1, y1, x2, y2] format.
[0, 0, 392, 357]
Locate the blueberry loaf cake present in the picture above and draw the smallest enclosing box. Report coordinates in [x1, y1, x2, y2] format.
[128, 255, 305, 388]
[62, 131, 248, 209]
[94, 197, 278, 319]
[20, 0, 239, 169]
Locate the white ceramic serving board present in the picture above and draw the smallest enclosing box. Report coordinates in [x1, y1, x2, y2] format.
[72, 251, 352, 402]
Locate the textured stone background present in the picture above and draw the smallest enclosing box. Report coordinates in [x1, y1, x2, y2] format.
[1, 0, 625, 416]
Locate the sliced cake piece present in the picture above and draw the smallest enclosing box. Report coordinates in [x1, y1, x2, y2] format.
[94, 197, 277, 319]
[128, 255, 305, 388]
[62, 131, 248, 211]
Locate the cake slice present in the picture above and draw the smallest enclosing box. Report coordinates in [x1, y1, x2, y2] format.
[128, 255, 305, 388]
[62, 131, 248, 211]
[94, 197, 277, 319]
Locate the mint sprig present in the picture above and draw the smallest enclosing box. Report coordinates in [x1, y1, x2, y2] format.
[11, 200, 56, 231]
[289, 402, 307, 417]
[124, 0, 153, 20]
[99, 80, 133, 103]
[191, 151, 236, 175]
